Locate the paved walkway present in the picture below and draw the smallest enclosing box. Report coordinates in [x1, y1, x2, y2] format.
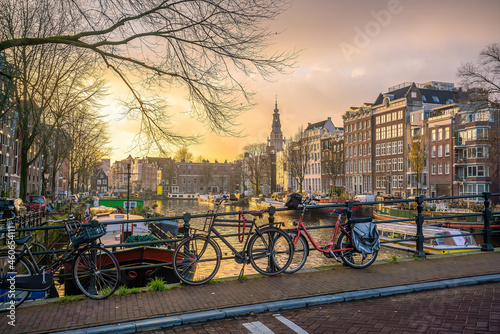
[2, 251, 500, 334]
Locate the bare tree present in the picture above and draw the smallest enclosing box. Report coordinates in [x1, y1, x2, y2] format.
[458, 43, 500, 106]
[0, 0, 296, 154]
[458, 43, 500, 195]
[174, 146, 193, 162]
[321, 136, 344, 196]
[242, 143, 270, 195]
[405, 135, 427, 197]
[283, 127, 310, 193]
[4, 42, 106, 198]
[64, 106, 111, 195]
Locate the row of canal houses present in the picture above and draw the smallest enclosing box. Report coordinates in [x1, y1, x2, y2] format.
[319, 81, 498, 201]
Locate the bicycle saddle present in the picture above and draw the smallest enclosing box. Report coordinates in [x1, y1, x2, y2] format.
[247, 210, 265, 217]
[14, 235, 32, 245]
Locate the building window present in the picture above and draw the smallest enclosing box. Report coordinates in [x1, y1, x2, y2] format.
[431, 129, 436, 141]
[478, 165, 486, 177]
[431, 164, 436, 175]
[445, 144, 450, 157]
[431, 146, 436, 158]
[445, 127, 450, 139]
[397, 123, 403, 137]
[398, 158, 403, 171]
[438, 145, 442, 157]
[438, 163, 443, 175]
[445, 163, 450, 174]
[438, 128, 443, 141]
[398, 141, 403, 154]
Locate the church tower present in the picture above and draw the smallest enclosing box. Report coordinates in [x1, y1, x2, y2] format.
[267, 97, 284, 152]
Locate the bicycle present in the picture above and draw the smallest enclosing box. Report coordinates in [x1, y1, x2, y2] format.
[283, 198, 379, 273]
[172, 198, 294, 285]
[0, 218, 120, 311]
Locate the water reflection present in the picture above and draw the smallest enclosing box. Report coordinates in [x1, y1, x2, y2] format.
[155, 199, 411, 279]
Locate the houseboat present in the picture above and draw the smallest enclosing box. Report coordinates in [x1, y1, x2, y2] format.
[376, 222, 481, 255]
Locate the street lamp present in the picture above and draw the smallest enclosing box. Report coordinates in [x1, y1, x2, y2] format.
[44, 170, 50, 197]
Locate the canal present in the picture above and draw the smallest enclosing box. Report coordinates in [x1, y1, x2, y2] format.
[153, 199, 412, 280]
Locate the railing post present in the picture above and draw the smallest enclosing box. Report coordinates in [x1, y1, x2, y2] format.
[268, 206, 276, 226]
[346, 200, 354, 221]
[414, 196, 426, 258]
[182, 212, 191, 236]
[481, 192, 494, 252]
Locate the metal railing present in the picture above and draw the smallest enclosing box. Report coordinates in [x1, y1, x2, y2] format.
[0, 193, 498, 282]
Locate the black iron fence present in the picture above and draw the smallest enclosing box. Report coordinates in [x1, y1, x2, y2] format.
[0, 193, 498, 281]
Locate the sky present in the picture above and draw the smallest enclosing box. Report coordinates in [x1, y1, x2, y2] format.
[103, 0, 500, 163]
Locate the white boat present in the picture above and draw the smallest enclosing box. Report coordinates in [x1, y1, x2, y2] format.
[96, 213, 150, 245]
[377, 222, 481, 254]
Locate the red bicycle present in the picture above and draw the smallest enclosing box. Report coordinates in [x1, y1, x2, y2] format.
[284, 198, 378, 273]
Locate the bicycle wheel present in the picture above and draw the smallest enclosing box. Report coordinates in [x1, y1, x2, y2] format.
[173, 236, 221, 285]
[248, 227, 293, 276]
[73, 246, 120, 299]
[30, 243, 50, 268]
[336, 231, 378, 269]
[0, 255, 33, 311]
[284, 231, 309, 274]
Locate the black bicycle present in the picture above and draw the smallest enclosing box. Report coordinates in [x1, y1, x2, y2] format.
[0, 218, 120, 311]
[172, 198, 294, 285]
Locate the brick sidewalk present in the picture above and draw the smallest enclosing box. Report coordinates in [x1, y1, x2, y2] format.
[2, 251, 499, 334]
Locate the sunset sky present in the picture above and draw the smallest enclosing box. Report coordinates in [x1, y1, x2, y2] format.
[104, 0, 500, 163]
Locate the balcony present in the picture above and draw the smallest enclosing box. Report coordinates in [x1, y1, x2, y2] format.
[454, 156, 467, 164]
[454, 139, 467, 147]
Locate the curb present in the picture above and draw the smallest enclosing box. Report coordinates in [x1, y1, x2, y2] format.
[53, 274, 500, 334]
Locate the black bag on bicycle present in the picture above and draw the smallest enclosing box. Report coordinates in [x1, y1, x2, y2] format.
[351, 222, 380, 258]
[285, 193, 302, 209]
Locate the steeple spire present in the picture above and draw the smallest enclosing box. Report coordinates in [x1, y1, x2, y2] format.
[268, 96, 284, 152]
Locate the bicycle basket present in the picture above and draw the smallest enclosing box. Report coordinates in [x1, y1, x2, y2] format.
[69, 220, 106, 246]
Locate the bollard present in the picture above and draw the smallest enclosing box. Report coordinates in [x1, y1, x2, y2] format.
[414, 196, 426, 258]
[481, 192, 494, 252]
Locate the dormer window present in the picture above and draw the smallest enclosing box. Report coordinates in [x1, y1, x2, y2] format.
[383, 97, 390, 107]
[432, 96, 439, 102]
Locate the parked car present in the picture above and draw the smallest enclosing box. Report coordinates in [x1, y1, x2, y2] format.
[26, 195, 47, 212]
[0, 198, 27, 218]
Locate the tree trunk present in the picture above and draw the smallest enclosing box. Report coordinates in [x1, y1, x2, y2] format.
[19, 139, 31, 200]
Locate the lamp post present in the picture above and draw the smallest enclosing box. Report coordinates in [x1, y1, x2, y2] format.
[43, 170, 49, 197]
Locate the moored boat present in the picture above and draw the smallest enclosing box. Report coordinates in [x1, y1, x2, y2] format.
[63, 214, 180, 294]
[377, 222, 481, 255]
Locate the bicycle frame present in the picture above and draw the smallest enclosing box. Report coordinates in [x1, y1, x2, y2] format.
[292, 204, 353, 254]
[194, 199, 275, 261]
[3, 238, 79, 292]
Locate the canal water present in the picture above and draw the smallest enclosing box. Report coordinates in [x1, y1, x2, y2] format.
[154, 199, 411, 280]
